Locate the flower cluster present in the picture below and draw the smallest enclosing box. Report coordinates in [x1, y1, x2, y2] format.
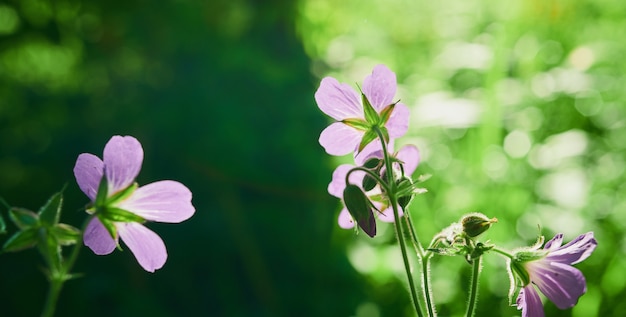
[314, 64, 597, 317]
[315, 65, 422, 236]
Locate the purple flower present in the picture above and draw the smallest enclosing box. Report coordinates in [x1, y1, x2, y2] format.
[315, 64, 410, 156]
[510, 232, 597, 317]
[328, 144, 420, 231]
[73, 135, 195, 272]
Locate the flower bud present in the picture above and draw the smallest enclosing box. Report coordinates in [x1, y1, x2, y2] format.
[461, 213, 497, 238]
[343, 184, 376, 237]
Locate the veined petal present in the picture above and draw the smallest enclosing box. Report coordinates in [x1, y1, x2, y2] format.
[363, 65, 397, 111]
[117, 180, 195, 223]
[386, 103, 410, 138]
[529, 261, 587, 309]
[338, 208, 356, 229]
[396, 145, 420, 175]
[83, 217, 117, 255]
[118, 222, 167, 272]
[319, 122, 363, 156]
[315, 77, 362, 120]
[544, 233, 564, 251]
[328, 164, 365, 198]
[355, 140, 388, 166]
[517, 285, 545, 317]
[74, 153, 104, 201]
[547, 232, 597, 265]
[103, 136, 144, 194]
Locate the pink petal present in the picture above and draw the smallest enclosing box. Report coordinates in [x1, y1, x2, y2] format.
[83, 217, 117, 255]
[363, 64, 397, 111]
[338, 208, 355, 229]
[103, 136, 144, 194]
[327, 164, 365, 198]
[315, 77, 363, 121]
[117, 180, 195, 223]
[396, 145, 420, 175]
[530, 261, 587, 309]
[118, 222, 167, 272]
[386, 103, 410, 138]
[546, 232, 597, 265]
[74, 153, 104, 201]
[319, 122, 363, 156]
[517, 285, 545, 317]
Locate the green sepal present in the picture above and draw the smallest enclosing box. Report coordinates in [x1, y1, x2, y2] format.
[379, 102, 397, 125]
[361, 93, 381, 125]
[38, 189, 64, 226]
[357, 129, 378, 153]
[2, 228, 39, 252]
[49, 223, 82, 246]
[342, 118, 370, 131]
[9, 208, 39, 229]
[102, 207, 145, 223]
[98, 216, 118, 241]
[343, 184, 376, 237]
[106, 183, 138, 206]
[94, 174, 109, 207]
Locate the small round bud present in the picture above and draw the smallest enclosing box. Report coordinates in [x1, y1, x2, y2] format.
[461, 213, 497, 238]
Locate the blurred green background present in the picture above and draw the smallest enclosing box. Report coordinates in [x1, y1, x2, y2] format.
[0, 0, 624, 316]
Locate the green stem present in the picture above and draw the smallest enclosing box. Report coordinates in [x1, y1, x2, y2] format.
[421, 254, 436, 317]
[373, 127, 424, 317]
[40, 216, 89, 317]
[490, 247, 514, 259]
[465, 256, 482, 317]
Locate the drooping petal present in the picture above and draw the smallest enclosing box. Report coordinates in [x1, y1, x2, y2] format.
[117, 180, 195, 223]
[328, 164, 366, 198]
[530, 261, 587, 309]
[355, 140, 388, 166]
[517, 285, 545, 317]
[396, 145, 420, 175]
[547, 232, 597, 265]
[544, 233, 564, 251]
[386, 103, 410, 138]
[103, 136, 144, 194]
[363, 64, 397, 111]
[74, 153, 104, 201]
[338, 208, 356, 229]
[319, 122, 363, 156]
[315, 77, 363, 121]
[83, 217, 117, 255]
[117, 222, 167, 272]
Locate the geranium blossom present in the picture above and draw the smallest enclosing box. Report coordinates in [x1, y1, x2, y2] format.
[74, 135, 195, 272]
[328, 144, 420, 231]
[315, 64, 410, 156]
[510, 232, 597, 317]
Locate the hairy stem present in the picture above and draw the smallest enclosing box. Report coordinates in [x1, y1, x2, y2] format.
[465, 256, 482, 317]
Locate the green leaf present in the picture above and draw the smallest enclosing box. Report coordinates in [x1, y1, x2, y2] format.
[9, 208, 39, 229]
[103, 207, 145, 223]
[0, 211, 6, 235]
[343, 184, 376, 237]
[49, 223, 82, 246]
[38, 227, 62, 274]
[2, 228, 38, 252]
[357, 129, 378, 153]
[38, 190, 64, 226]
[361, 93, 381, 125]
